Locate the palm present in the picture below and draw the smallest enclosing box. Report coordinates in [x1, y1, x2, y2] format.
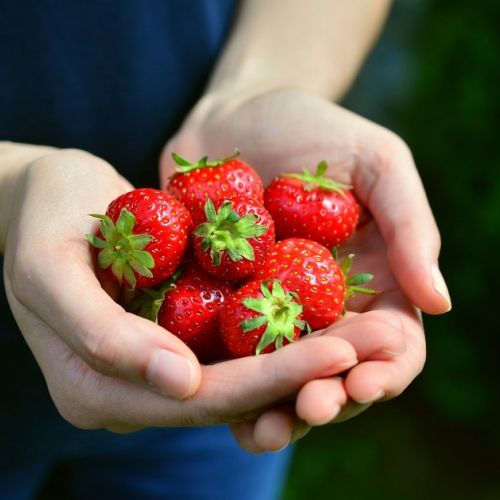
[343, 218, 397, 312]
[162, 87, 419, 340]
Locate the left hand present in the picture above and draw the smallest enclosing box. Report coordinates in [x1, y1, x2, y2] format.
[159, 87, 448, 452]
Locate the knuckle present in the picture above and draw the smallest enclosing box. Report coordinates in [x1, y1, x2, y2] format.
[29, 148, 115, 179]
[51, 147, 93, 164]
[9, 251, 38, 305]
[180, 408, 211, 427]
[81, 324, 123, 376]
[357, 130, 415, 207]
[391, 343, 426, 399]
[373, 130, 413, 174]
[189, 392, 231, 426]
[59, 148, 114, 172]
[383, 130, 412, 159]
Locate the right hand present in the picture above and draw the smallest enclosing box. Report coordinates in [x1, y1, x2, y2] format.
[161, 87, 443, 451]
[2, 148, 359, 440]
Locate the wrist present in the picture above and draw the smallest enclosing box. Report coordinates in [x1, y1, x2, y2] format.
[0, 142, 57, 252]
[204, 0, 392, 103]
[185, 84, 318, 138]
[206, 58, 334, 104]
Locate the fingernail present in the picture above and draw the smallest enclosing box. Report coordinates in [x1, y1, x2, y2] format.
[337, 356, 358, 370]
[270, 437, 292, 454]
[431, 265, 452, 311]
[312, 403, 341, 427]
[356, 389, 385, 405]
[329, 403, 342, 421]
[147, 349, 194, 399]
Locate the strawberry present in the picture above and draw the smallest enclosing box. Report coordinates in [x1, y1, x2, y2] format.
[220, 279, 307, 358]
[254, 238, 374, 331]
[166, 151, 264, 215]
[158, 262, 234, 363]
[129, 261, 234, 363]
[86, 188, 192, 289]
[264, 160, 360, 247]
[193, 197, 275, 281]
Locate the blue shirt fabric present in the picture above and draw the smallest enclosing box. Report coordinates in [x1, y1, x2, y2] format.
[0, 0, 237, 341]
[0, 0, 235, 187]
[0, 2, 293, 498]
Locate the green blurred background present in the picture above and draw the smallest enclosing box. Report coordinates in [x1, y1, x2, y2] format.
[284, 1, 500, 499]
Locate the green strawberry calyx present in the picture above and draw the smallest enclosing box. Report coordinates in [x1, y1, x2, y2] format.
[241, 280, 309, 355]
[331, 248, 377, 307]
[85, 208, 155, 289]
[125, 268, 183, 322]
[194, 199, 268, 265]
[172, 150, 240, 174]
[284, 160, 352, 196]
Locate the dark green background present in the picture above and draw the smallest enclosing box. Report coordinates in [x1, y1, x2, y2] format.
[284, 1, 500, 499]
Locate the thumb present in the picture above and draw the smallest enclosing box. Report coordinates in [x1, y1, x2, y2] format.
[7, 252, 201, 400]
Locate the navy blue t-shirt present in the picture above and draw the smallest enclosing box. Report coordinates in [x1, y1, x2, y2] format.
[0, 7, 295, 498]
[0, 0, 236, 452]
[0, 0, 236, 332]
[0, 0, 236, 187]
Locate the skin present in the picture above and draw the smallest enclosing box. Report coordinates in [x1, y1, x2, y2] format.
[160, 88, 449, 452]
[0, 0, 450, 454]
[2, 148, 362, 433]
[157, 0, 450, 451]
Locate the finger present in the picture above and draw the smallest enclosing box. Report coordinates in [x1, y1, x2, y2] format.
[230, 421, 265, 455]
[354, 132, 451, 314]
[296, 377, 346, 426]
[192, 335, 357, 421]
[344, 361, 397, 403]
[16, 305, 358, 431]
[68, 335, 358, 428]
[344, 290, 426, 403]
[253, 407, 295, 451]
[252, 407, 313, 449]
[320, 310, 406, 361]
[5, 162, 202, 400]
[7, 242, 202, 400]
[344, 340, 425, 404]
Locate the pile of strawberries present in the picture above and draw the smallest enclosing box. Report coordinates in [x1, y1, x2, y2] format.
[86, 152, 374, 362]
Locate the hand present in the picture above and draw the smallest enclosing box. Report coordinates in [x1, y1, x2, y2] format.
[3, 148, 362, 440]
[160, 87, 450, 451]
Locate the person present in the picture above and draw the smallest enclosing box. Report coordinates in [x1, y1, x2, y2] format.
[0, 0, 451, 498]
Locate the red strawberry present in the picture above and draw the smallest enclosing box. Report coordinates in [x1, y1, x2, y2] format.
[220, 279, 307, 358]
[193, 197, 275, 281]
[158, 262, 234, 363]
[166, 151, 264, 215]
[126, 262, 234, 363]
[254, 238, 374, 330]
[264, 160, 360, 247]
[86, 188, 192, 289]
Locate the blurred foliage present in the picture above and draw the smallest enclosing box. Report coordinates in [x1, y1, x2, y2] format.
[399, 0, 499, 432]
[284, 0, 500, 498]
